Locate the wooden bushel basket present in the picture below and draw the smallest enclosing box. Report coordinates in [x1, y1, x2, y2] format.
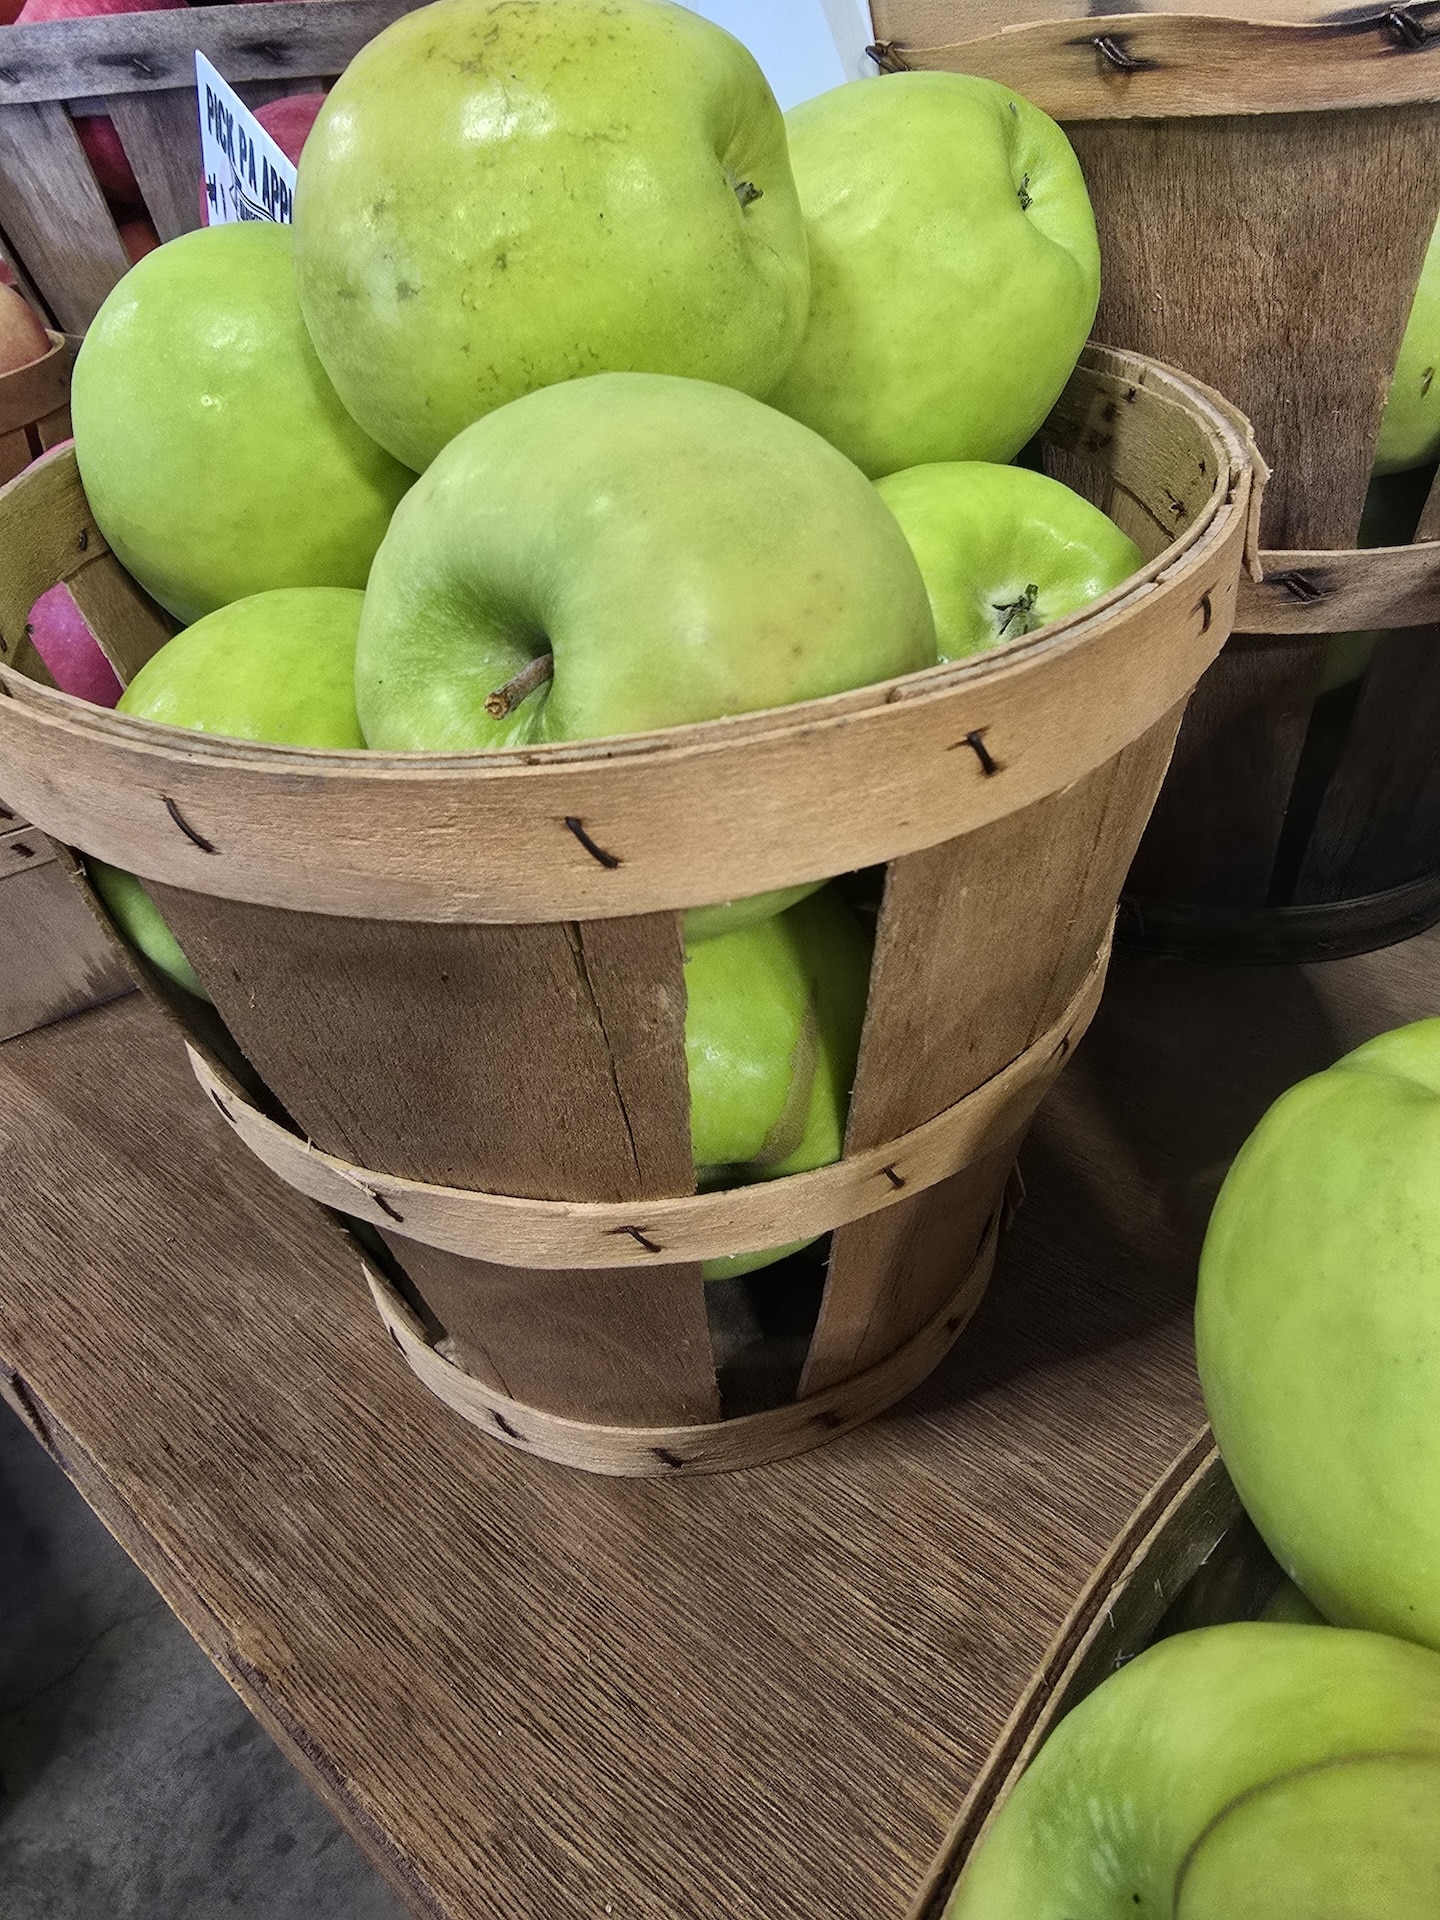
[907, 1433, 1281, 1918]
[870, 3, 1440, 962]
[0, 346, 1259, 1476]
[0, 0, 426, 334]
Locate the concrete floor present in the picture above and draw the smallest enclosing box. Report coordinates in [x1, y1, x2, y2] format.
[0, 1399, 410, 1920]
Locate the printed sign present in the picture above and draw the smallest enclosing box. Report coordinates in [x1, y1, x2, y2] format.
[196, 51, 297, 226]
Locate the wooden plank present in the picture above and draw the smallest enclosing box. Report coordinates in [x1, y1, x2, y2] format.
[0, 100, 129, 334]
[802, 710, 1182, 1392]
[0, 2, 427, 107]
[1294, 626, 1440, 902]
[1069, 108, 1440, 551]
[799, 1148, 1013, 1399]
[105, 89, 205, 244]
[1127, 636, 1326, 907]
[866, 10, 1440, 115]
[0, 855, 133, 1041]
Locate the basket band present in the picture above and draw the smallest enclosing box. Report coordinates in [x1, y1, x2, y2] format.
[364, 1224, 997, 1475]
[1235, 542, 1440, 635]
[885, 14, 1440, 118]
[187, 936, 1110, 1270]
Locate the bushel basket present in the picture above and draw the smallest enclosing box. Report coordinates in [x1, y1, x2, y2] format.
[870, 4, 1440, 961]
[0, 345, 1258, 1476]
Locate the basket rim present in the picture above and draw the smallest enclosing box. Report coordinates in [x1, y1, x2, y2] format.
[0, 342, 1259, 921]
[0, 343, 1255, 780]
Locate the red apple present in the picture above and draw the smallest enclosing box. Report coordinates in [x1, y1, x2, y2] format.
[26, 582, 124, 707]
[0, 282, 50, 373]
[118, 214, 160, 263]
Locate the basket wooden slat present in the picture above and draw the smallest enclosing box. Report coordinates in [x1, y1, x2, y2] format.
[0, 100, 128, 334]
[106, 89, 206, 244]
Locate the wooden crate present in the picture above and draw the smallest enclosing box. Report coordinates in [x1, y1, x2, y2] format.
[870, 4, 1440, 961]
[0, 0, 426, 334]
[0, 345, 1259, 1474]
[908, 1433, 1281, 1917]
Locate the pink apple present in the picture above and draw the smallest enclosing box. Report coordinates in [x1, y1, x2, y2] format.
[26, 582, 123, 707]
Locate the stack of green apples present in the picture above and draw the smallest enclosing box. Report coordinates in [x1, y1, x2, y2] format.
[947, 1017, 1440, 1916]
[70, 0, 1144, 1277]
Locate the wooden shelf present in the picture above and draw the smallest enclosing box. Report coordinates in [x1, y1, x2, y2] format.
[1, 925, 1434, 1919]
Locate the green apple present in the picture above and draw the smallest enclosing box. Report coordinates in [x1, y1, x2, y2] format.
[1259, 1578, 1327, 1627]
[98, 589, 366, 994]
[686, 885, 871, 1282]
[1375, 217, 1440, 475]
[876, 462, 1143, 661]
[293, 0, 810, 472]
[766, 73, 1100, 480]
[1196, 1019, 1440, 1649]
[948, 1622, 1440, 1918]
[356, 371, 936, 751]
[87, 858, 207, 1000]
[119, 588, 366, 748]
[72, 225, 412, 624]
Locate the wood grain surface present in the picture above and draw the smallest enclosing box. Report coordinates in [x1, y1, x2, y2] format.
[1, 921, 1434, 1915]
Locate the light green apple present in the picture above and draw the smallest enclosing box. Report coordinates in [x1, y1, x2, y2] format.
[1196, 1019, 1440, 1650]
[1375, 216, 1440, 475]
[87, 858, 207, 1000]
[293, 0, 810, 472]
[686, 885, 871, 1283]
[948, 1623, 1440, 1918]
[99, 588, 366, 995]
[876, 462, 1143, 661]
[119, 588, 367, 748]
[1259, 1578, 1326, 1627]
[767, 73, 1100, 480]
[356, 371, 936, 751]
[72, 225, 412, 624]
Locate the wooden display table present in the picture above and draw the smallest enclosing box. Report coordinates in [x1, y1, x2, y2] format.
[0, 928, 1434, 1920]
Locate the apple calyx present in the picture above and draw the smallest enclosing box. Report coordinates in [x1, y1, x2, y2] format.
[484, 650, 554, 719]
[993, 582, 1040, 639]
[1016, 172, 1032, 212]
[732, 178, 763, 209]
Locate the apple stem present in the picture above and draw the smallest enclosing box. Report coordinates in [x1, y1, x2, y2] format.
[994, 584, 1041, 640]
[484, 651, 554, 719]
